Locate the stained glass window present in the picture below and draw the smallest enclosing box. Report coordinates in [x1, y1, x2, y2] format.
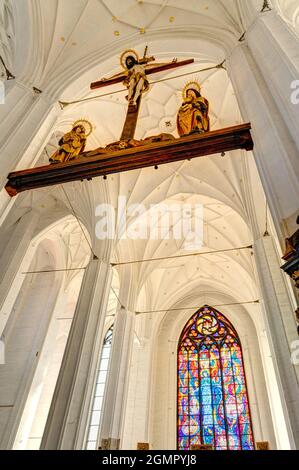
[177, 306, 254, 450]
[86, 325, 113, 450]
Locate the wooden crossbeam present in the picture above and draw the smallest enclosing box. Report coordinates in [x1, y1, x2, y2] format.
[5, 124, 253, 197]
[90, 58, 194, 90]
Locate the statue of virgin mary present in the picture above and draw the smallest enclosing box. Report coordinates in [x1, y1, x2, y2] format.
[177, 82, 210, 137]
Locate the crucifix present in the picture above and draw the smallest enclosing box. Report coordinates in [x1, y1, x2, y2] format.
[5, 48, 254, 196]
[90, 47, 194, 141]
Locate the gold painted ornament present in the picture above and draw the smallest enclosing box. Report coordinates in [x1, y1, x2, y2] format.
[182, 81, 201, 99]
[120, 49, 139, 70]
[73, 119, 93, 137]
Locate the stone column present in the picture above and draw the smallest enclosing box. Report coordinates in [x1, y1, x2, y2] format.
[99, 267, 136, 450]
[246, 10, 299, 151]
[40, 258, 113, 450]
[227, 43, 299, 235]
[0, 265, 63, 450]
[0, 82, 61, 190]
[0, 210, 39, 335]
[254, 235, 299, 448]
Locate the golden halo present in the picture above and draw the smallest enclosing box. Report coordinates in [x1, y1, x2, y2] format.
[183, 81, 201, 99]
[73, 119, 93, 137]
[120, 49, 139, 70]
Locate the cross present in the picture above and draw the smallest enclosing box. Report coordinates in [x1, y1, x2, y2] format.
[90, 48, 194, 141]
[5, 50, 254, 197]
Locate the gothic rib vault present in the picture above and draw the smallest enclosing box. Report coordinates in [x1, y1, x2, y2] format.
[0, 0, 298, 452]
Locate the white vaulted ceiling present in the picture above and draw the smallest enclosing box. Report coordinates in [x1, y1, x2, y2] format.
[15, 0, 265, 91]
[9, 0, 274, 320]
[12, 0, 298, 93]
[273, 0, 299, 32]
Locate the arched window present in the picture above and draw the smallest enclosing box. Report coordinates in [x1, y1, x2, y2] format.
[86, 325, 114, 450]
[177, 306, 254, 450]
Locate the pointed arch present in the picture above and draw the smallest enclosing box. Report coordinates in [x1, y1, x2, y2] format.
[177, 305, 254, 450]
[85, 324, 114, 450]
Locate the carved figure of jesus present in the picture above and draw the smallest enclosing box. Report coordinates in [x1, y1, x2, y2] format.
[123, 54, 153, 107]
